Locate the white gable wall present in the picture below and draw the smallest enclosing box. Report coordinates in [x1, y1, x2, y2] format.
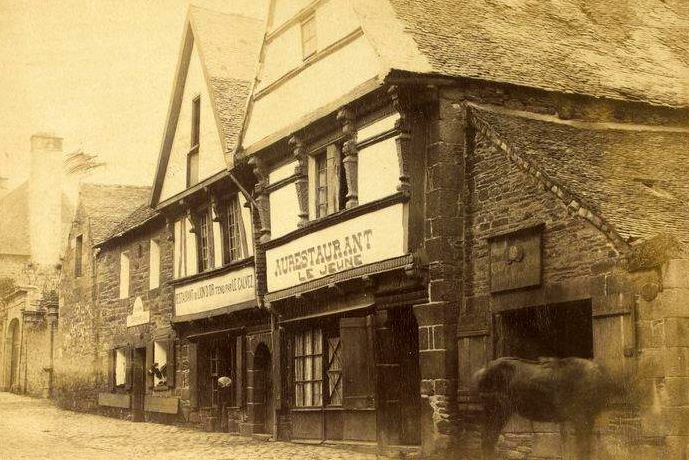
[243, 0, 382, 148]
[160, 42, 227, 203]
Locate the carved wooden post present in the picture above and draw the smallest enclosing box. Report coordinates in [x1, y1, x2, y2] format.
[248, 156, 271, 243]
[165, 217, 174, 242]
[290, 135, 309, 227]
[186, 208, 199, 234]
[337, 107, 358, 208]
[388, 85, 413, 195]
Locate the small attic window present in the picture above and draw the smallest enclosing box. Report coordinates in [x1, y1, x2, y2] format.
[301, 15, 317, 59]
[634, 178, 674, 199]
[187, 96, 201, 187]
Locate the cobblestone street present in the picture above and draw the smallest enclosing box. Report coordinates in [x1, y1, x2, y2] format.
[0, 393, 381, 460]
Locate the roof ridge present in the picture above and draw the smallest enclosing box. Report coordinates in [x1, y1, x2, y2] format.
[468, 107, 631, 252]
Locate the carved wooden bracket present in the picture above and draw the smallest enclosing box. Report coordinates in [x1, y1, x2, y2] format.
[289, 135, 309, 227]
[388, 85, 413, 196]
[186, 208, 199, 235]
[210, 195, 225, 222]
[165, 217, 174, 242]
[337, 107, 358, 209]
[248, 156, 271, 242]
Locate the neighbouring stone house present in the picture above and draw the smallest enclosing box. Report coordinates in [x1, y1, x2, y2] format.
[56, 183, 151, 408]
[227, 0, 688, 458]
[0, 134, 74, 396]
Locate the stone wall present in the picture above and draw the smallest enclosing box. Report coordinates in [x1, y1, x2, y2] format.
[57, 204, 98, 380]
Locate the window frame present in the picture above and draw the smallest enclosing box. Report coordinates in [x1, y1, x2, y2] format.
[300, 15, 317, 60]
[114, 347, 127, 387]
[187, 95, 201, 187]
[152, 340, 168, 389]
[312, 144, 346, 219]
[199, 337, 236, 409]
[195, 207, 213, 272]
[74, 234, 83, 278]
[292, 327, 342, 408]
[221, 195, 243, 265]
[119, 252, 130, 299]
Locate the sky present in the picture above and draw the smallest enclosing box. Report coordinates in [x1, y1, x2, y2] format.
[0, 0, 268, 192]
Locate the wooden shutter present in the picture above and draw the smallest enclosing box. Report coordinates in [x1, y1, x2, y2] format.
[340, 316, 375, 409]
[107, 349, 115, 391]
[593, 312, 634, 381]
[235, 336, 244, 407]
[326, 144, 341, 214]
[235, 197, 249, 259]
[188, 342, 198, 409]
[166, 339, 176, 389]
[146, 341, 154, 389]
[124, 345, 133, 390]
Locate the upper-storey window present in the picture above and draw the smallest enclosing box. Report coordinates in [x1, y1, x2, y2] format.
[196, 208, 212, 272]
[314, 145, 346, 218]
[301, 15, 317, 60]
[119, 252, 130, 299]
[187, 96, 201, 187]
[222, 196, 243, 264]
[74, 235, 83, 277]
[149, 239, 160, 290]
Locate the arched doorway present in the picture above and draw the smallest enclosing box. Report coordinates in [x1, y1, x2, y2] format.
[7, 319, 20, 390]
[253, 343, 274, 434]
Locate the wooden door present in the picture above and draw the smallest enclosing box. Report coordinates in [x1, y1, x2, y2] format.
[131, 347, 146, 422]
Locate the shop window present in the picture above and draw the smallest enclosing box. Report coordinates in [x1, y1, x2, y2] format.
[149, 239, 160, 290]
[222, 196, 243, 264]
[187, 96, 200, 187]
[153, 341, 168, 388]
[115, 348, 127, 387]
[74, 234, 83, 277]
[313, 144, 347, 218]
[119, 253, 130, 299]
[196, 209, 212, 272]
[301, 15, 317, 59]
[495, 301, 593, 360]
[294, 328, 323, 407]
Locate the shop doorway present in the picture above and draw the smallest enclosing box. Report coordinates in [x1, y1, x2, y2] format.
[7, 319, 20, 391]
[253, 343, 274, 434]
[131, 347, 146, 422]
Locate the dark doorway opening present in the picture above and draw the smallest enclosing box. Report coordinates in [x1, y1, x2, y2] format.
[7, 319, 20, 390]
[495, 300, 593, 360]
[132, 347, 146, 422]
[254, 343, 273, 434]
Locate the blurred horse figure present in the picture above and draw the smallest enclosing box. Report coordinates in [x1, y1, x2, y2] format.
[472, 357, 618, 460]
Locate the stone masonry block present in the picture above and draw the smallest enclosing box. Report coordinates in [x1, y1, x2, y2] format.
[656, 289, 689, 318]
[665, 347, 689, 377]
[414, 302, 454, 327]
[428, 162, 461, 191]
[665, 407, 689, 436]
[419, 349, 456, 380]
[663, 259, 689, 289]
[665, 317, 689, 347]
[426, 189, 458, 219]
[430, 279, 460, 303]
[665, 377, 689, 406]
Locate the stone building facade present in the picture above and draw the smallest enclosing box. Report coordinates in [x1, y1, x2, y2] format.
[56, 183, 152, 408]
[51, 2, 688, 459]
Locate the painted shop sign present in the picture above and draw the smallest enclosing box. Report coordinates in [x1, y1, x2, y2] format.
[174, 265, 255, 317]
[266, 203, 406, 292]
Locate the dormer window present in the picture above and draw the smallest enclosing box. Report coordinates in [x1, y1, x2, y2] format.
[301, 15, 317, 60]
[187, 96, 201, 187]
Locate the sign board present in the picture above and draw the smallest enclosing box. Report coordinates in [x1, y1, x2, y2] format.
[489, 225, 542, 293]
[266, 203, 407, 293]
[126, 296, 150, 327]
[174, 266, 255, 317]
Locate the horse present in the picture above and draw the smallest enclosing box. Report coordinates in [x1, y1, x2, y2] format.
[471, 357, 619, 460]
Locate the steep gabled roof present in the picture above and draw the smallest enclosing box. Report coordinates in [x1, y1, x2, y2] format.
[77, 183, 152, 243]
[352, 0, 689, 107]
[470, 105, 689, 247]
[150, 7, 264, 207]
[97, 203, 159, 247]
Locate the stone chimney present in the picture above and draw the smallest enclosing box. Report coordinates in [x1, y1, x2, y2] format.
[29, 133, 63, 267]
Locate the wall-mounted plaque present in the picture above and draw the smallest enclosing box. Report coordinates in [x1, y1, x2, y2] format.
[489, 224, 543, 293]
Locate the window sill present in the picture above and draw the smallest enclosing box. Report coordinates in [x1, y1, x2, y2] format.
[170, 256, 254, 286]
